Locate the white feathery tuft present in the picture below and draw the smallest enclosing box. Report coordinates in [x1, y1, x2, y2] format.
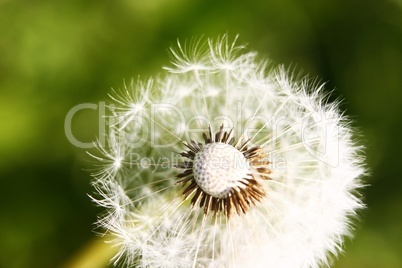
[89, 35, 365, 268]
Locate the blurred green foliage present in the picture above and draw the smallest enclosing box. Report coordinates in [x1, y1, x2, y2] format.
[0, 0, 401, 267]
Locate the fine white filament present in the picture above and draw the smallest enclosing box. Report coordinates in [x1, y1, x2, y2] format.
[89, 35, 365, 268]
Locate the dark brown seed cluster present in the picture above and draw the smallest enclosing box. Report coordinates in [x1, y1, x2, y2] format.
[176, 125, 271, 218]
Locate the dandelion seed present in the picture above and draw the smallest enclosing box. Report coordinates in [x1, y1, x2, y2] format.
[89, 35, 365, 268]
[176, 124, 271, 218]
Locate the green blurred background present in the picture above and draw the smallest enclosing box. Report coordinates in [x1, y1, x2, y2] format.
[1, 0, 401, 267]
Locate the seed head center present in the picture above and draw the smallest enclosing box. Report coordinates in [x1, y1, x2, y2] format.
[193, 142, 250, 199]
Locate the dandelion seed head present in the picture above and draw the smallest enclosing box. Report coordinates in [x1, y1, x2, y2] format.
[89, 34, 365, 268]
[192, 142, 250, 199]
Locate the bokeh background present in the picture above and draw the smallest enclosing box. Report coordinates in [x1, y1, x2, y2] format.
[1, 0, 401, 267]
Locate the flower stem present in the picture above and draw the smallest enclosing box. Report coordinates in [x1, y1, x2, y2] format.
[62, 235, 118, 268]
